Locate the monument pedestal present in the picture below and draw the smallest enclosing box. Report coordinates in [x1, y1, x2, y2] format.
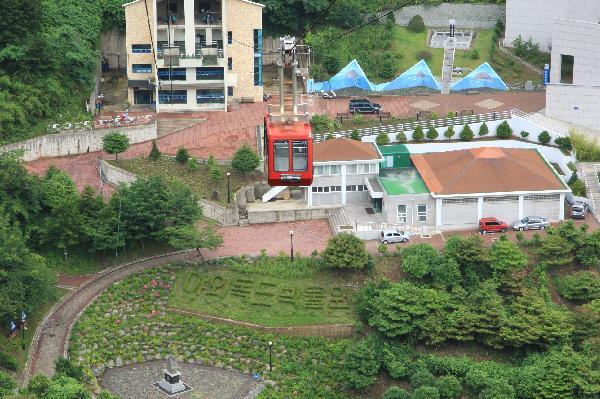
[158, 370, 186, 394]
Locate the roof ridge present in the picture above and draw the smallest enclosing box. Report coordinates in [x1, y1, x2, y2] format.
[438, 151, 479, 191]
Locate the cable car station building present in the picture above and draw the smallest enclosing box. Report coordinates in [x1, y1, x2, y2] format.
[123, 0, 264, 111]
[307, 139, 569, 232]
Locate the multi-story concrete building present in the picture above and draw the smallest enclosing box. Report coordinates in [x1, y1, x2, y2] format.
[123, 0, 264, 112]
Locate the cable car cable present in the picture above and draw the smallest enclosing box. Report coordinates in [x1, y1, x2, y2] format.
[291, 0, 340, 50]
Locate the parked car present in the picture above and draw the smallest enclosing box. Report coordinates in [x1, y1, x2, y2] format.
[512, 216, 549, 231]
[321, 90, 337, 99]
[380, 229, 410, 244]
[479, 217, 509, 234]
[571, 201, 588, 219]
[349, 99, 382, 114]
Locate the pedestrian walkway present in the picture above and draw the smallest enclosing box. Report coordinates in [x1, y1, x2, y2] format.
[526, 110, 600, 140]
[580, 163, 600, 214]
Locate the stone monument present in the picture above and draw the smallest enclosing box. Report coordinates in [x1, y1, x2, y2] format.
[155, 355, 191, 396]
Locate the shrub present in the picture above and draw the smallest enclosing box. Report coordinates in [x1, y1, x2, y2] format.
[567, 171, 579, 186]
[353, 114, 365, 126]
[470, 49, 480, 60]
[322, 232, 371, 270]
[479, 378, 516, 399]
[408, 15, 425, 33]
[396, 132, 407, 143]
[520, 130, 529, 138]
[342, 335, 382, 389]
[436, 375, 462, 399]
[555, 136, 573, 151]
[444, 126, 455, 140]
[538, 131, 551, 144]
[413, 125, 425, 141]
[427, 126, 439, 140]
[554, 271, 600, 301]
[416, 50, 433, 61]
[569, 179, 586, 197]
[0, 352, 18, 371]
[383, 343, 416, 379]
[413, 386, 440, 399]
[571, 131, 600, 162]
[55, 357, 84, 381]
[495, 121, 512, 139]
[148, 139, 161, 161]
[232, 144, 260, 176]
[187, 157, 198, 171]
[102, 131, 130, 160]
[459, 124, 474, 141]
[376, 132, 390, 146]
[382, 386, 410, 399]
[175, 147, 190, 163]
[479, 122, 489, 136]
[27, 374, 50, 396]
[351, 129, 361, 141]
[0, 371, 15, 397]
[378, 243, 388, 255]
[411, 369, 436, 389]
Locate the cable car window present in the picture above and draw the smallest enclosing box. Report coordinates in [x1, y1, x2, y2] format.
[274, 141, 289, 172]
[292, 140, 308, 171]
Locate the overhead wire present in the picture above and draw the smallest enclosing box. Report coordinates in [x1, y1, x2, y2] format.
[291, 0, 340, 50]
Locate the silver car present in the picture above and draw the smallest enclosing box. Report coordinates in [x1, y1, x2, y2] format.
[380, 229, 410, 244]
[512, 216, 549, 231]
[571, 201, 588, 219]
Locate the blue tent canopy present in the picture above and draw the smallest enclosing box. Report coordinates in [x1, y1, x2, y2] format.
[327, 59, 375, 91]
[450, 62, 508, 91]
[381, 60, 441, 91]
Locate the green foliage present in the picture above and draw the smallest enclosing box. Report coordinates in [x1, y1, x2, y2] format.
[376, 132, 390, 146]
[488, 239, 527, 286]
[555, 136, 573, 151]
[352, 114, 365, 126]
[413, 386, 440, 399]
[571, 131, 600, 162]
[206, 155, 222, 182]
[436, 376, 462, 399]
[470, 49, 480, 60]
[520, 130, 529, 138]
[554, 271, 600, 301]
[378, 243, 388, 255]
[401, 243, 439, 280]
[538, 130, 551, 145]
[479, 378, 516, 399]
[479, 122, 489, 136]
[232, 144, 260, 176]
[322, 232, 371, 270]
[538, 234, 574, 268]
[44, 375, 91, 399]
[0, 352, 18, 371]
[408, 15, 426, 33]
[163, 224, 223, 254]
[310, 114, 341, 134]
[459, 124, 474, 141]
[27, 374, 51, 396]
[0, 370, 15, 398]
[382, 386, 410, 399]
[568, 171, 579, 186]
[413, 125, 425, 141]
[569, 179, 587, 198]
[444, 126, 455, 140]
[427, 126, 439, 140]
[416, 50, 433, 61]
[343, 335, 382, 389]
[511, 35, 548, 66]
[187, 157, 198, 172]
[382, 342, 415, 379]
[175, 147, 190, 163]
[350, 129, 361, 141]
[396, 132, 407, 143]
[102, 132, 130, 161]
[148, 140, 161, 161]
[411, 369, 436, 389]
[55, 358, 84, 381]
[495, 121, 512, 139]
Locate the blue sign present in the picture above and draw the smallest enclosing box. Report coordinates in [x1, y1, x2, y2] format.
[543, 64, 550, 85]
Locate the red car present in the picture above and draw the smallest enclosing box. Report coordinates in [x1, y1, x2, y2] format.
[479, 217, 509, 234]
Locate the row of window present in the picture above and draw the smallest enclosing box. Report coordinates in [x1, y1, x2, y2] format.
[397, 204, 428, 223]
[442, 194, 561, 204]
[525, 194, 560, 201]
[311, 185, 368, 193]
[484, 196, 519, 203]
[313, 163, 377, 176]
[158, 89, 225, 105]
[442, 198, 478, 205]
[157, 67, 225, 81]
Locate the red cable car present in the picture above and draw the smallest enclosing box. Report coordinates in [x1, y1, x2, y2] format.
[264, 114, 313, 186]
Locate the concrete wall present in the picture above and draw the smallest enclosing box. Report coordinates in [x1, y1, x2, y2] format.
[546, 84, 600, 132]
[99, 160, 138, 186]
[0, 124, 157, 162]
[247, 207, 336, 224]
[393, 3, 505, 29]
[101, 30, 128, 70]
[382, 193, 436, 227]
[199, 199, 239, 226]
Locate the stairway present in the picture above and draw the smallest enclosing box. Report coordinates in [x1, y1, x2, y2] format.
[262, 185, 288, 202]
[327, 207, 353, 234]
[441, 37, 456, 95]
[580, 163, 600, 215]
[157, 118, 206, 137]
[238, 207, 249, 226]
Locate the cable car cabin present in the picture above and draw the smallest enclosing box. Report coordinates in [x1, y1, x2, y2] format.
[264, 116, 313, 186]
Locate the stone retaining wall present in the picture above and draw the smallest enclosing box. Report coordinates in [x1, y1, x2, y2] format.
[247, 208, 338, 224]
[199, 199, 240, 226]
[0, 124, 156, 162]
[98, 160, 138, 186]
[393, 3, 505, 29]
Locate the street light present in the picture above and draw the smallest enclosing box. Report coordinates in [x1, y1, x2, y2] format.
[449, 18, 456, 38]
[268, 341, 273, 371]
[226, 172, 231, 203]
[289, 231, 294, 262]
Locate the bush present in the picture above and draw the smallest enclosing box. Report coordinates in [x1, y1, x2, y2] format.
[411, 369, 436, 389]
[571, 131, 600, 162]
[353, 114, 365, 126]
[413, 386, 440, 399]
[310, 114, 340, 134]
[27, 374, 50, 396]
[413, 125, 425, 141]
[351, 129, 361, 141]
[0, 370, 15, 397]
[55, 357, 84, 381]
[102, 131, 130, 161]
[520, 131, 529, 138]
[232, 144, 260, 176]
[538, 131, 551, 144]
[427, 126, 439, 140]
[343, 335, 382, 389]
[0, 352, 17, 371]
[408, 15, 425, 33]
[148, 139, 161, 161]
[569, 179, 586, 197]
[436, 375, 462, 399]
[376, 132, 390, 146]
[555, 136, 573, 151]
[396, 132, 407, 143]
[416, 50, 433, 61]
[322, 232, 371, 270]
[444, 126, 455, 140]
[383, 343, 416, 379]
[470, 49, 480, 60]
[554, 271, 600, 301]
[378, 243, 388, 255]
[382, 386, 410, 399]
[459, 124, 474, 141]
[567, 171, 579, 186]
[479, 378, 516, 399]
[495, 121, 512, 139]
[479, 122, 489, 136]
[187, 157, 198, 171]
[175, 147, 190, 163]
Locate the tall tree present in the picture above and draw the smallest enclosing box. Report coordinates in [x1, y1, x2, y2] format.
[102, 132, 130, 160]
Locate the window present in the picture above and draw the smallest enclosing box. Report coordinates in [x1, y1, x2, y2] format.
[196, 89, 225, 104]
[132, 64, 152, 73]
[158, 68, 187, 81]
[524, 194, 560, 201]
[442, 198, 478, 204]
[560, 55, 574, 84]
[274, 141, 289, 172]
[314, 165, 325, 176]
[132, 44, 151, 53]
[292, 140, 308, 172]
[356, 163, 375, 174]
[227, 86, 234, 96]
[196, 67, 224, 80]
[330, 165, 341, 175]
[346, 185, 366, 192]
[417, 204, 427, 222]
[484, 196, 519, 202]
[158, 90, 187, 104]
[227, 57, 232, 71]
[332, 186, 341, 192]
[397, 205, 407, 223]
[227, 31, 232, 45]
[168, 2, 177, 13]
[347, 164, 357, 174]
[253, 29, 263, 86]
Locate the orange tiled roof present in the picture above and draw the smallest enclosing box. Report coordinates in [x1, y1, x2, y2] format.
[313, 138, 380, 162]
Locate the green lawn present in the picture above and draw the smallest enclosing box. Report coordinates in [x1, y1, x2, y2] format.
[168, 260, 357, 326]
[110, 157, 263, 206]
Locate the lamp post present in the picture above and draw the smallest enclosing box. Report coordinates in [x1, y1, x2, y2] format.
[268, 341, 273, 371]
[449, 18, 456, 38]
[226, 172, 231, 203]
[289, 231, 294, 262]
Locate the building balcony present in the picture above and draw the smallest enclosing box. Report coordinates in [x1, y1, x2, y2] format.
[157, 14, 185, 26]
[157, 48, 225, 68]
[194, 12, 222, 26]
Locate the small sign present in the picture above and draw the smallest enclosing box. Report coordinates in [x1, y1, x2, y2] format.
[543, 64, 550, 85]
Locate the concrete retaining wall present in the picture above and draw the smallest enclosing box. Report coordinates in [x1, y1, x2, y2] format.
[98, 160, 138, 186]
[101, 30, 127, 70]
[199, 199, 239, 226]
[393, 3, 505, 29]
[247, 207, 337, 224]
[0, 124, 157, 162]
